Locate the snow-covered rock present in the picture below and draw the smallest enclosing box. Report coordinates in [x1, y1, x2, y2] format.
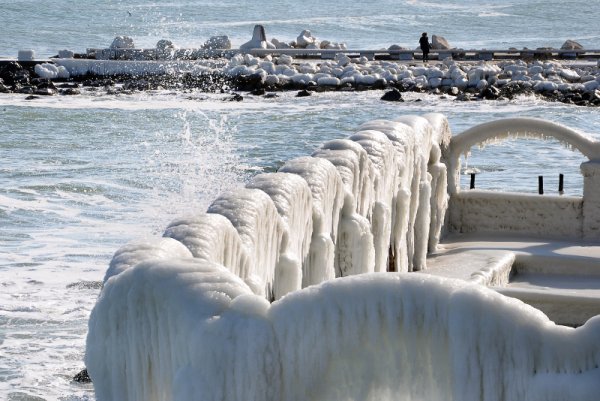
[110, 36, 135, 49]
[276, 54, 294, 66]
[432, 35, 451, 50]
[317, 76, 340, 86]
[272, 38, 293, 49]
[203, 35, 231, 49]
[560, 68, 580, 82]
[561, 39, 584, 50]
[335, 53, 351, 67]
[296, 29, 318, 48]
[35, 63, 60, 79]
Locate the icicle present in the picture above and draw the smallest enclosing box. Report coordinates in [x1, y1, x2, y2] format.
[245, 172, 314, 298]
[207, 188, 285, 298]
[335, 194, 375, 277]
[313, 139, 374, 218]
[280, 156, 345, 285]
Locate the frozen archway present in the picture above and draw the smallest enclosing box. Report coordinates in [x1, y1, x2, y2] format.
[446, 117, 600, 194]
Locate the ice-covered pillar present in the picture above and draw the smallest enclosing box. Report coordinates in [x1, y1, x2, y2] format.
[581, 161, 600, 241]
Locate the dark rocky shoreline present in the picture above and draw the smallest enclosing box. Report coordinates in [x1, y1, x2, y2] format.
[1, 60, 599, 107]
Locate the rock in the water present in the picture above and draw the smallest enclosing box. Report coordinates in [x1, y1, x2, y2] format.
[59, 88, 80, 96]
[561, 39, 584, 50]
[480, 85, 500, 99]
[35, 87, 57, 96]
[381, 88, 404, 102]
[455, 92, 473, 102]
[224, 93, 244, 101]
[448, 86, 460, 96]
[73, 368, 92, 383]
[296, 89, 311, 97]
[432, 35, 451, 50]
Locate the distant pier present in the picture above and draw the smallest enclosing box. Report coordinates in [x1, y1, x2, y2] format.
[78, 47, 600, 61]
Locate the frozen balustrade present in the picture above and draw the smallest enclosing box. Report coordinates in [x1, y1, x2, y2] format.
[445, 117, 600, 240]
[88, 113, 600, 401]
[88, 259, 600, 401]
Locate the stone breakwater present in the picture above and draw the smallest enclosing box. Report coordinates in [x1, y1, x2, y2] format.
[225, 53, 600, 105]
[1, 54, 599, 106]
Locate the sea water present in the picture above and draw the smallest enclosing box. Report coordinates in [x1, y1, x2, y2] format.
[1, 1, 600, 400]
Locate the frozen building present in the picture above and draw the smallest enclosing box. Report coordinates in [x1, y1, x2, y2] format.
[87, 114, 600, 401]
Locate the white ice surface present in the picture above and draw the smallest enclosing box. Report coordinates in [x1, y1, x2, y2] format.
[207, 188, 285, 298]
[88, 261, 600, 401]
[163, 212, 252, 281]
[87, 114, 600, 401]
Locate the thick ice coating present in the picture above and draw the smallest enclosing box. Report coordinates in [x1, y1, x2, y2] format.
[207, 188, 286, 298]
[279, 156, 345, 285]
[246, 172, 313, 298]
[104, 237, 193, 283]
[88, 259, 600, 401]
[163, 213, 251, 280]
[86, 113, 599, 401]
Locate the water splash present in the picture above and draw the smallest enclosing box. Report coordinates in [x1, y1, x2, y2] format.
[142, 110, 246, 234]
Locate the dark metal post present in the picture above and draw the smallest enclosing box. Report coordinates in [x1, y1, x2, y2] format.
[538, 176, 544, 195]
[470, 173, 475, 189]
[558, 173, 564, 195]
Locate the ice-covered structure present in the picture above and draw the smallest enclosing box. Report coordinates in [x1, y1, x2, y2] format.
[87, 114, 600, 401]
[240, 25, 276, 51]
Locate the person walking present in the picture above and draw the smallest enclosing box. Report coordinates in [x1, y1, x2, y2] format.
[419, 32, 430, 62]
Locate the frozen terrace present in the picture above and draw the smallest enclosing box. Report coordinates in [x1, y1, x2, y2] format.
[86, 113, 600, 401]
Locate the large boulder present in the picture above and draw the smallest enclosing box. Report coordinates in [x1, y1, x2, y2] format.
[272, 38, 293, 49]
[240, 25, 275, 50]
[203, 35, 231, 49]
[561, 40, 584, 50]
[0, 61, 30, 86]
[381, 88, 404, 102]
[34, 63, 70, 79]
[432, 35, 451, 50]
[320, 40, 346, 50]
[388, 44, 408, 51]
[156, 39, 178, 59]
[110, 36, 135, 49]
[296, 30, 317, 48]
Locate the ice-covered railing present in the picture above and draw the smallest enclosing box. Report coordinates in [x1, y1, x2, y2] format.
[88, 260, 600, 401]
[445, 117, 600, 240]
[88, 114, 600, 401]
[446, 117, 600, 195]
[155, 113, 450, 300]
